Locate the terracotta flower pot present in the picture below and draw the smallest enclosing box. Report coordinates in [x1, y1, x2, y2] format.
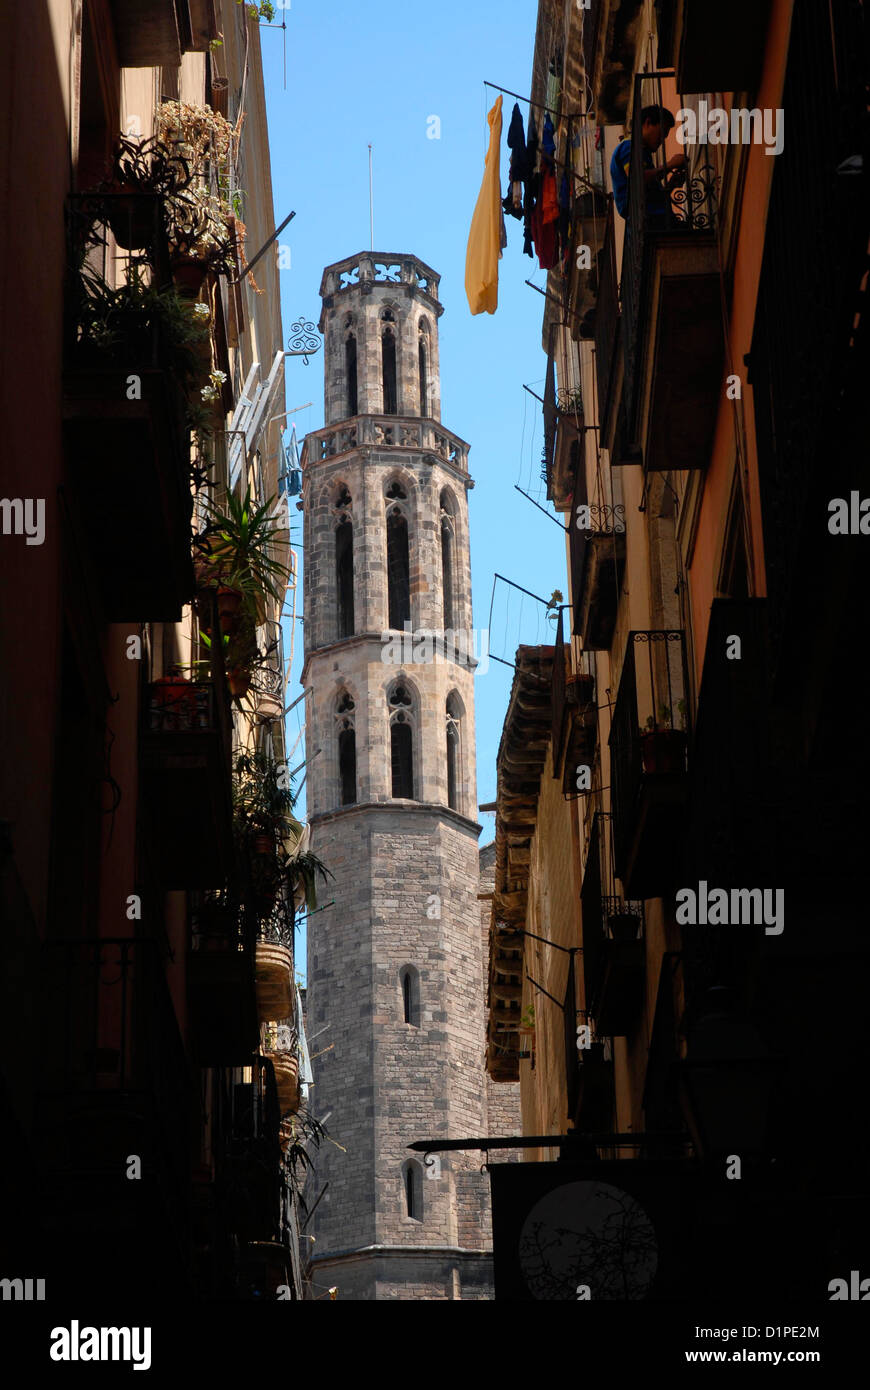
[227, 665, 252, 697]
[150, 673, 197, 729]
[217, 585, 244, 634]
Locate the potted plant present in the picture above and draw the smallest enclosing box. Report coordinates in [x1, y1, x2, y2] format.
[98, 133, 192, 250]
[282, 825, 331, 913]
[156, 101, 241, 287]
[217, 584, 244, 634]
[68, 264, 210, 388]
[149, 665, 198, 730]
[197, 486, 292, 624]
[233, 752, 329, 914]
[517, 1003, 536, 1059]
[639, 700, 687, 775]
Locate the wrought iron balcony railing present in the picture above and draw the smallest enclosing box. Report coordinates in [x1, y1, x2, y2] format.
[140, 670, 234, 888]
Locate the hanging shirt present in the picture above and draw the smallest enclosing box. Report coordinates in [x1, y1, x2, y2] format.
[523, 118, 539, 258]
[466, 95, 503, 315]
[503, 102, 527, 220]
[542, 112, 557, 160]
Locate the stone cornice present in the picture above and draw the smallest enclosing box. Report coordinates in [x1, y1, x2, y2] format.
[300, 632, 479, 687]
[309, 798, 482, 839]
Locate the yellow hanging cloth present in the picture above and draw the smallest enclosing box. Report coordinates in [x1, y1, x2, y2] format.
[465, 95, 503, 316]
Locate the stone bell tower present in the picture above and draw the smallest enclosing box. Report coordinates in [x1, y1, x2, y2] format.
[300, 252, 495, 1300]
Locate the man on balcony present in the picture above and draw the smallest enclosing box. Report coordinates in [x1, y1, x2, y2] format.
[611, 106, 686, 228]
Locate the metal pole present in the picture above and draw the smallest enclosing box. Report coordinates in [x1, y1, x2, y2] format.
[368, 144, 374, 250]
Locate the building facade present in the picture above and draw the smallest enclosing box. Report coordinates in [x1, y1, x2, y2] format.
[0, 0, 312, 1301]
[484, 0, 869, 1299]
[301, 252, 519, 1300]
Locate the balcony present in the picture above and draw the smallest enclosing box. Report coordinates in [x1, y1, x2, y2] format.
[542, 344, 585, 510]
[550, 610, 597, 790]
[255, 912, 294, 1025]
[581, 814, 646, 1038]
[62, 196, 194, 621]
[561, 661, 598, 797]
[656, 0, 771, 95]
[570, 480, 626, 649]
[187, 894, 258, 1067]
[109, 1, 183, 67]
[250, 622, 286, 724]
[263, 1021, 301, 1117]
[140, 676, 234, 889]
[36, 937, 190, 1291]
[221, 1058, 282, 1245]
[593, 200, 621, 440]
[609, 631, 690, 897]
[304, 414, 469, 473]
[620, 74, 723, 471]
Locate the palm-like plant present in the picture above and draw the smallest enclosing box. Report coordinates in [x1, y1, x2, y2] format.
[198, 486, 291, 613]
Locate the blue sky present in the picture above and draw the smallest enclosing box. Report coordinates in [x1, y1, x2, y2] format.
[261, 0, 567, 850]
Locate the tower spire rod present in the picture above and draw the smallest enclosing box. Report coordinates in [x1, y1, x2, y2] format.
[368, 143, 374, 250]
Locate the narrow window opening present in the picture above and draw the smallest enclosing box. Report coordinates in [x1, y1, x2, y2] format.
[386, 508, 410, 630]
[391, 721, 413, 799]
[336, 691, 357, 806]
[345, 335, 358, 417]
[405, 1166, 418, 1219]
[389, 685, 414, 800]
[441, 518, 455, 629]
[419, 337, 428, 416]
[446, 695, 461, 813]
[338, 728, 356, 805]
[336, 517, 354, 638]
[382, 330, 397, 414]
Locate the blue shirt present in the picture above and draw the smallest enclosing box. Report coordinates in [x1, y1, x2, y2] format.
[610, 138, 671, 223]
[610, 138, 632, 217]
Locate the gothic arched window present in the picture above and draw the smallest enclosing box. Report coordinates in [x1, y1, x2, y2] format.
[440, 489, 457, 631]
[336, 690, 357, 806]
[386, 487, 411, 631]
[400, 965, 420, 1026]
[334, 486, 354, 639]
[381, 314, 397, 415]
[418, 319, 430, 417]
[446, 692, 462, 812]
[388, 683, 414, 799]
[345, 333, 358, 417]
